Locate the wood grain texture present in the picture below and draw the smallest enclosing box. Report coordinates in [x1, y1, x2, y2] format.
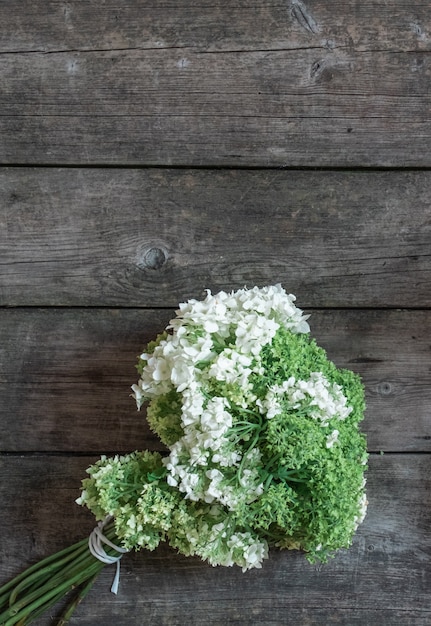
[1, 168, 430, 308]
[1, 1, 431, 165]
[1, 454, 430, 625]
[0, 308, 429, 453]
[2, 0, 430, 54]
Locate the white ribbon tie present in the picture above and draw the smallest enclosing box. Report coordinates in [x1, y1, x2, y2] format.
[88, 518, 128, 594]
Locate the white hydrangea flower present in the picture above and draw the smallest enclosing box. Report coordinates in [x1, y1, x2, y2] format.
[234, 312, 280, 355]
[208, 349, 253, 385]
[226, 532, 269, 572]
[353, 492, 368, 530]
[211, 450, 242, 467]
[262, 373, 352, 426]
[132, 284, 310, 408]
[260, 377, 296, 418]
[326, 429, 340, 448]
[180, 385, 206, 427]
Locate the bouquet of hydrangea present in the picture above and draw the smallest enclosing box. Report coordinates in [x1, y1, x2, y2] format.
[0, 285, 368, 625]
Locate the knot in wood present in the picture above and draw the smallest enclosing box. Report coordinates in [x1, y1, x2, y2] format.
[378, 382, 393, 396]
[142, 247, 167, 270]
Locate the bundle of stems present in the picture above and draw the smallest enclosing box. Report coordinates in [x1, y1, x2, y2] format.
[0, 521, 120, 626]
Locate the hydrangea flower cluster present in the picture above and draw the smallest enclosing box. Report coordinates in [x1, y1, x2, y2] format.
[79, 285, 368, 571]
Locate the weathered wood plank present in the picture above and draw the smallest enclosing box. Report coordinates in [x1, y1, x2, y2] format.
[2, 0, 430, 55]
[1, 45, 430, 166]
[0, 308, 429, 453]
[2, 0, 431, 169]
[1, 454, 429, 625]
[1, 168, 430, 307]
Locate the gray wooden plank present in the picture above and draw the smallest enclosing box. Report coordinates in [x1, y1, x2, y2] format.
[1, 27, 431, 165]
[0, 308, 161, 453]
[0, 308, 429, 453]
[1, 453, 429, 624]
[2, 0, 430, 54]
[1, 168, 430, 307]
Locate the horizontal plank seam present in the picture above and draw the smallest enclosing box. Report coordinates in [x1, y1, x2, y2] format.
[1, 305, 431, 312]
[0, 451, 429, 458]
[3, 164, 431, 173]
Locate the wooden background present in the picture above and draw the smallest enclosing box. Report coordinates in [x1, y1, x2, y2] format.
[1, 1, 430, 624]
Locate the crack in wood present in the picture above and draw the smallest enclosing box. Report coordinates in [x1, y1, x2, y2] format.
[0, 44, 190, 56]
[1, 44, 429, 56]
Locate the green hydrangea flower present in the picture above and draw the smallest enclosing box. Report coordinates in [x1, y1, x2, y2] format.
[79, 285, 368, 571]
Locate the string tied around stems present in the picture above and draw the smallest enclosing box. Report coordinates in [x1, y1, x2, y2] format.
[88, 517, 128, 594]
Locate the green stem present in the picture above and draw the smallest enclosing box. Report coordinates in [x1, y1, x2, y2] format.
[237, 431, 261, 483]
[55, 573, 100, 626]
[8, 542, 88, 606]
[1, 561, 103, 625]
[14, 587, 74, 626]
[235, 407, 263, 420]
[0, 520, 123, 626]
[0, 539, 88, 607]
